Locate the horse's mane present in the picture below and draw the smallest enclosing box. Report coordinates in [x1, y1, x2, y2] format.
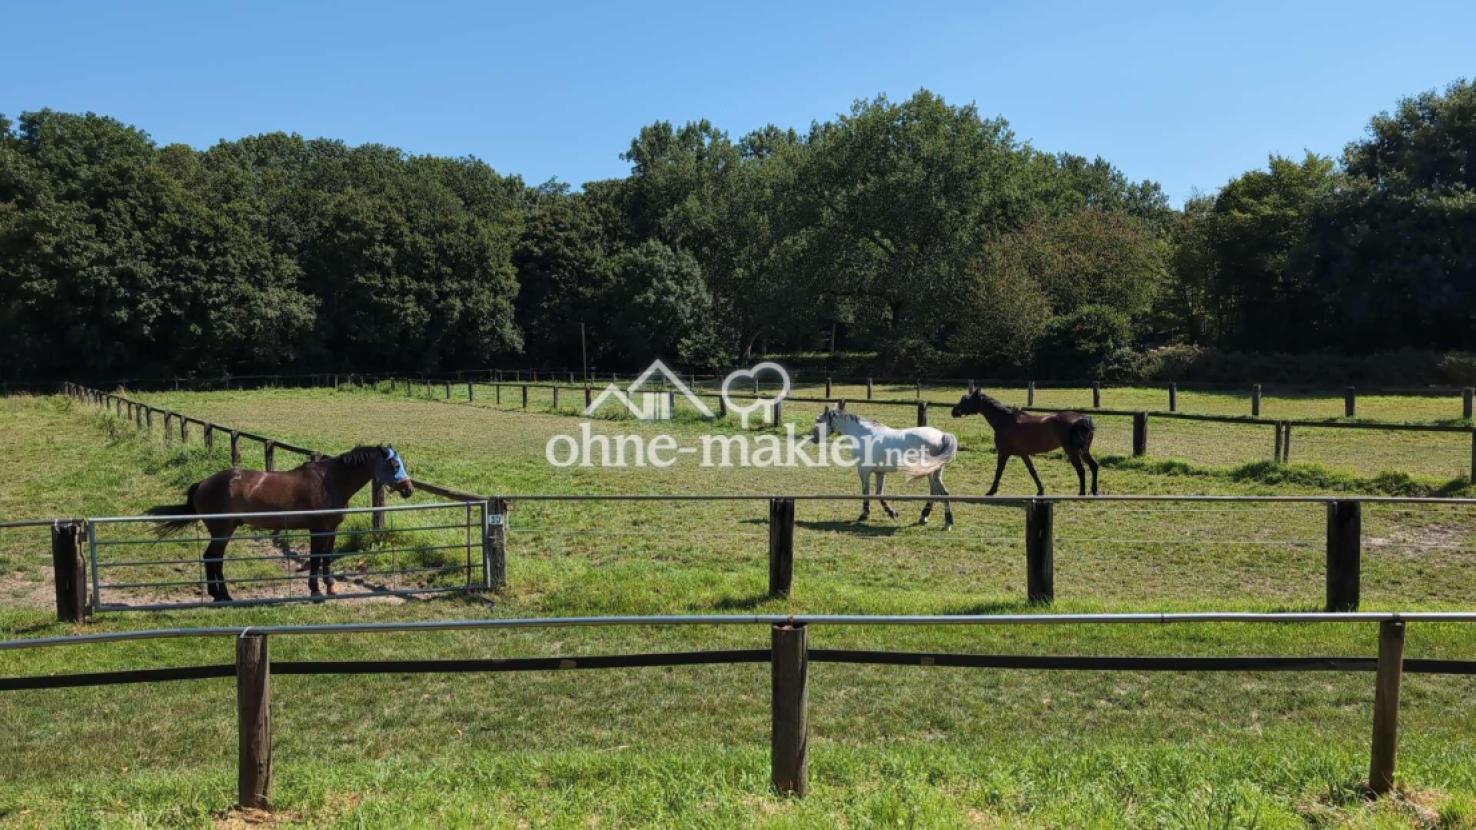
[831, 410, 882, 429]
[331, 445, 384, 466]
[976, 393, 1019, 417]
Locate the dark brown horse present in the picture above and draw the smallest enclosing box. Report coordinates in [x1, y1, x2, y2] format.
[147, 445, 414, 601]
[951, 387, 1099, 496]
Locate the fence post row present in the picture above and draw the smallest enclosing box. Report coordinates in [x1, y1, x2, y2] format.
[236, 633, 272, 810]
[1326, 500, 1362, 612]
[1025, 501, 1054, 604]
[1132, 412, 1148, 457]
[770, 623, 808, 797]
[1368, 619, 1405, 795]
[769, 498, 796, 597]
[50, 520, 87, 623]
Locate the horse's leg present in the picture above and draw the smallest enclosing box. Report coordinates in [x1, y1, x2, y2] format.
[1021, 455, 1046, 496]
[202, 519, 236, 602]
[875, 472, 898, 519]
[1066, 449, 1087, 496]
[307, 532, 323, 596]
[856, 468, 871, 522]
[1084, 449, 1100, 495]
[986, 452, 1010, 496]
[320, 530, 337, 596]
[935, 469, 954, 528]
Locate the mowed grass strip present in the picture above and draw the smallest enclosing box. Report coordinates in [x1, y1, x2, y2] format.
[4, 391, 1476, 827]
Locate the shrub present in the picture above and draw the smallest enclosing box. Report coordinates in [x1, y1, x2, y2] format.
[1032, 306, 1132, 379]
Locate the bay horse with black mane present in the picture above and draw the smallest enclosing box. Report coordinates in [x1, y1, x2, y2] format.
[146, 445, 414, 602]
[952, 386, 1099, 496]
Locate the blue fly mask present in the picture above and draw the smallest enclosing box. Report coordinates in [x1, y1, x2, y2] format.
[380, 446, 411, 484]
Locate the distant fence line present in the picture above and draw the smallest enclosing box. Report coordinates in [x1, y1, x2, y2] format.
[10, 365, 1476, 422]
[384, 375, 1476, 481]
[2, 612, 1471, 804]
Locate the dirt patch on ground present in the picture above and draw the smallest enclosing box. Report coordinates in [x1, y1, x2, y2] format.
[212, 807, 304, 829]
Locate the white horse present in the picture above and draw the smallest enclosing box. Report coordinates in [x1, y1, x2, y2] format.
[809, 407, 958, 528]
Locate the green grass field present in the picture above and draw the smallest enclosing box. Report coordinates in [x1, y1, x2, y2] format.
[3, 389, 1476, 828]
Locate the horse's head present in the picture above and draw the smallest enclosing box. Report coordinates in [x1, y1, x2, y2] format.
[952, 386, 986, 418]
[377, 445, 415, 498]
[808, 407, 841, 443]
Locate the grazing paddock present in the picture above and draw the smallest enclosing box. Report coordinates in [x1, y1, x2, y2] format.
[4, 389, 1476, 827]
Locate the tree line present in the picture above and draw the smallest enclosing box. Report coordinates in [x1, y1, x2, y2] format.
[1, 80, 1472, 382]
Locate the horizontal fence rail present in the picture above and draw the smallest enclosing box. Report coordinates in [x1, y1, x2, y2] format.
[13, 492, 1476, 619]
[0, 613, 1466, 802]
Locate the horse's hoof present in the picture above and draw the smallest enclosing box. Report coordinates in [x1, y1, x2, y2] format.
[918, 515, 930, 526]
[326, 585, 337, 596]
[885, 510, 899, 520]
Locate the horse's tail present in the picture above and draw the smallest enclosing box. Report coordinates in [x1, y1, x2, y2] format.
[146, 482, 200, 537]
[900, 432, 958, 480]
[1066, 416, 1096, 453]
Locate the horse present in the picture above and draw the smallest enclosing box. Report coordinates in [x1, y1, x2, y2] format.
[951, 385, 1099, 496]
[809, 406, 959, 528]
[146, 445, 414, 602]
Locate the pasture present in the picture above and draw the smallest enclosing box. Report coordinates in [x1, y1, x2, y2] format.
[3, 388, 1476, 828]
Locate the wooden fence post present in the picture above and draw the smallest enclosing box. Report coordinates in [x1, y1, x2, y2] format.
[824, 377, 832, 398]
[236, 633, 272, 810]
[496, 384, 502, 405]
[1274, 422, 1284, 463]
[264, 441, 276, 472]
[1168, 382, 1178, 412]
[1282, 424, 1292, 462]
[666, 390, 675, 417]
[1027, 381, 1036, 407]
[230, 431, 242, 466]
[179, 417, 189, 443]
[585, 386, 593, 410]
[1092, 382, 1101, 409]
[1463, 387, 1473, 420]
[866, 378, 873, 400]
[1025, 501, 1054, 604]
[1326, 500, 1362, 612]
[444, 382, 451, 400]
[521, 385, 528, 409]
[1471, 430, 1476, 483]
[915, 380, 922, 399]
[467, 382, 474, 402]
[553, 386, 561, 411]
[51, 521, 87, 623]
[487, 498, 508, 589]
[771, 623, 808, 797]
[204, 424, 214, 450]
[716, 394, 726, 418]
[771, 400, 783, 427]
[163, 412, 173, 445]
[769, 498, 795, 596]
[1346, 386, 1357, 418]
[1368, 619, 1405, 796]
[1252, 384, 1262, 417]
[1132, 412, 1148, 457]
[917, 401, 928, 427]
[372, 483, 385, 531]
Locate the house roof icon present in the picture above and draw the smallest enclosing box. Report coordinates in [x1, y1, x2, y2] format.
[585, 359, 714, 419]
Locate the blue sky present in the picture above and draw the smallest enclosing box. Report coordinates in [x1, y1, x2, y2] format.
[3, 0, 1472, 204]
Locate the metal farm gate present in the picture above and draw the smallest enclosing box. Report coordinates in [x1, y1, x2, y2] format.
[76, 501, 497, 612]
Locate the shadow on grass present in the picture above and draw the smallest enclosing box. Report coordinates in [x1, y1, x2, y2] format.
[796, 519, 903, 537]
[709, 592, 778, 611]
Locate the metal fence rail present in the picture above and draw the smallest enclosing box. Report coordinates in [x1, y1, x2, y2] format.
[0, 613, 1467, 803]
